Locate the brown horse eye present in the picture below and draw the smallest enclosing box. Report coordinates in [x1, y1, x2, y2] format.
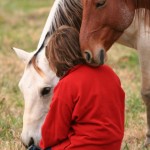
[96, 0, 106, 8]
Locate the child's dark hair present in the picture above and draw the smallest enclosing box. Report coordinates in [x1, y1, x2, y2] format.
[46, 25, 86, 78]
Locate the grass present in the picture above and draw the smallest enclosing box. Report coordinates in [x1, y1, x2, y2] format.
[107, 45, 147, 150]
[0, 0, 148, 149]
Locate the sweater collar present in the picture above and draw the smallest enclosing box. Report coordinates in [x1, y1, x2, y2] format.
[60, 64, 82, 80]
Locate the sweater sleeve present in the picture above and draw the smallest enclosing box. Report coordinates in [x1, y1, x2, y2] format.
[39, 81, 75, 149]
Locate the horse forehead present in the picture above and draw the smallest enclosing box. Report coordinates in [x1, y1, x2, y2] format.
[82, 0, 93, 6]
[19, 63, 55, 90]
[19, 66, 41, 91]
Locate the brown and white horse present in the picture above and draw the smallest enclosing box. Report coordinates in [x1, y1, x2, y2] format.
[80, 0, 150, 65]
[80, 0, 150, 146]
[13, 0, 150, 148]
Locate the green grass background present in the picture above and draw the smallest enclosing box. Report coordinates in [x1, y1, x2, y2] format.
[0, 0, 148, 149]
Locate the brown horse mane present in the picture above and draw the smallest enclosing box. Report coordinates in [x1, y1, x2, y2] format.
[135, 0, 150, 26]
[28, 0, 82, 77]
[135, 0, 150, 9]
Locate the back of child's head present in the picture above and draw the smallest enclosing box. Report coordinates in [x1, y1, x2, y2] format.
[46, 25, 85, 78]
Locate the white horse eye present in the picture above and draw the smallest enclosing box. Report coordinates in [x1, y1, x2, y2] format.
[96, 0, 106, 8]
[41, 87, 51, 96]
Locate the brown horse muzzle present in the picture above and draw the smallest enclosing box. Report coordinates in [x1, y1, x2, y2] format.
[83, 49, 105, 66]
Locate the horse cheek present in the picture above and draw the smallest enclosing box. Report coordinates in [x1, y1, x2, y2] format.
[116, 5, 135, 32]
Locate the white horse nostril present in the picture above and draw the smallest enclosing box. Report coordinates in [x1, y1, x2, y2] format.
[28, 137, 35, 147]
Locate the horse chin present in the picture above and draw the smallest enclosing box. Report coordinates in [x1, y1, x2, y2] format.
[86, 60, 105, 67]
[21, 130, 41, 148]
[21, 119, 43, 148]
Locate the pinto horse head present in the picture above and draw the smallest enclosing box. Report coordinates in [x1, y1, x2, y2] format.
[80, 0, 136, 66]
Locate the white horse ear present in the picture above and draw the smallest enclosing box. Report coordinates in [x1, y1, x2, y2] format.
[12, 47, 33, 64]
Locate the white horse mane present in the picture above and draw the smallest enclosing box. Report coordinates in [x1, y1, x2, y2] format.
[29, 0, 82, 75]
[37, 0, 82, 52]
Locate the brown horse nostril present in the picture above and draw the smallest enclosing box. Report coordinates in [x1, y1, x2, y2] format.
[28, 137, 35, 147]
[100, 49, 105, 65]
[85, 51, 91, 62]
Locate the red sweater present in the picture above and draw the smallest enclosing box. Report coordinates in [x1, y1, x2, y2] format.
[40, 65, 125, 150]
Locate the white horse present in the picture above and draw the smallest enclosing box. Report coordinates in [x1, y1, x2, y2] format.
[14, 47, 59, 147]
[13, 0, 150, 148]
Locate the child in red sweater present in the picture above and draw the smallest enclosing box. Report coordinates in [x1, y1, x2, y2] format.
[32, 26, 125, 150]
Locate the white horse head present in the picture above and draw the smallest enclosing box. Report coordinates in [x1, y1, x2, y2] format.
[13, 47, 59, 147]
